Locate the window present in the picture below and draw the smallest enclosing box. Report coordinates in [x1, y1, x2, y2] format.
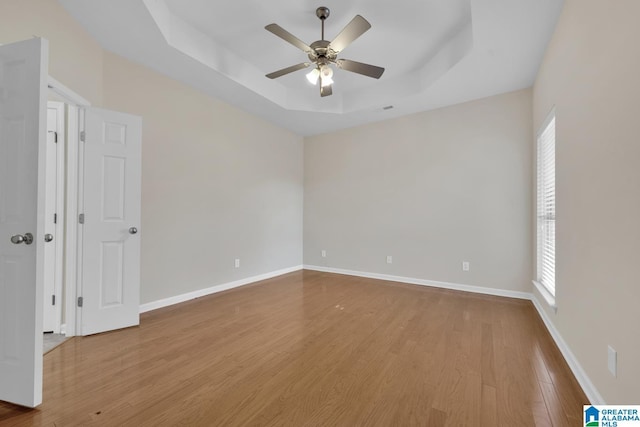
[536, 112, 556, 297]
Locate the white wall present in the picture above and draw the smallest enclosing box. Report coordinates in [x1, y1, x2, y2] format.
[532, 0, 640, 403]
[0, 0, 304, 306]
[304, 89, 533, 293]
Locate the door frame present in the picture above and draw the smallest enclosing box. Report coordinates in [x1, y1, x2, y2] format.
[44, 101, 66, 334]
[46, 77, 90, 337]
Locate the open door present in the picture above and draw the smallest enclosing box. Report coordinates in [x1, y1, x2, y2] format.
[79, 107, 141, 336]
[0, 38, 48, 408]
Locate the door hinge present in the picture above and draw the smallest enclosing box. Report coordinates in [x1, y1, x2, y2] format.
[52, 295, 56, 306]
[48, 130, 58, 143]
[77, 296, 83, 307]
[79, 213, 85, 224]
[54, 213, 57, 224]
[80, 130, 86, 142]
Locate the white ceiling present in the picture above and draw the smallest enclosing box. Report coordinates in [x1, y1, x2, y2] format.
[58, 0, 563, 136]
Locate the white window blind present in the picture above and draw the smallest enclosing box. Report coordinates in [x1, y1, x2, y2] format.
[537, 113, 556, 296]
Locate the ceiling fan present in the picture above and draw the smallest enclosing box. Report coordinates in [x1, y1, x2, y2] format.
[265, 6, 385, 97]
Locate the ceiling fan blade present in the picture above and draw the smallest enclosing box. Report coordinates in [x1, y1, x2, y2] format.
[265, 24, 312, 53]
[336, 59, 385, 79]
[329, 15, 371, 53]
[320, 83, 332, 97]
[266, 62, 311, 79]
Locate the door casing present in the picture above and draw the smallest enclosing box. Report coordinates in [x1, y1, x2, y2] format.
[43, 101, 65, 334]
[45, 79, 90, 337]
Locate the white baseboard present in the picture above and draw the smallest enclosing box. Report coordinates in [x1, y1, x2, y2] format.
[139, 265, 303, 314]
[530, 296, 605, 404]
[303, 264, 532, 300]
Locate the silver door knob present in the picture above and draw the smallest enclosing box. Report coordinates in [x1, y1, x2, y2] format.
[11, 233, 34, 245]
[44, 234, 54, 242]
[129, 227, 138, 235]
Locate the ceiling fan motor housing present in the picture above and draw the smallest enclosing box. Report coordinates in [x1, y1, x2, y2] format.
[308, 40, 336, 63]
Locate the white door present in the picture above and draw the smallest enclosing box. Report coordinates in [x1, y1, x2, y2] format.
[0, 38, 48, 408]
[43, 102, 64, 333]
[79, 107, 141, 336]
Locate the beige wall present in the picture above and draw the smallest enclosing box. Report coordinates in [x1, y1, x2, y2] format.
[0, 0, 304, 305]
[533, 0, 640, 403]
[0, 0, 103, 104]
[102, 52, 303, 303]
[304, 90, 533, 293]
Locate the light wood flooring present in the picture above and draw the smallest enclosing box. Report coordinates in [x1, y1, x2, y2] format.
[0, 270, 587, 426]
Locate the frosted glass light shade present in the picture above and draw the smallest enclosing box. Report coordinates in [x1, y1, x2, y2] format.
[320, 65, 333, 79]
[306, 68, 320, 84]
[320, 75, 333, 87]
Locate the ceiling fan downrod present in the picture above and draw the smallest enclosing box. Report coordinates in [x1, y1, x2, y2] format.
[316, 6, 330, 41]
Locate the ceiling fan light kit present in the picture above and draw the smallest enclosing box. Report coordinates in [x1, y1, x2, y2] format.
[320, 75, 333, 88]
[265, 6, 385, 97]
[306, 68, 320, 84]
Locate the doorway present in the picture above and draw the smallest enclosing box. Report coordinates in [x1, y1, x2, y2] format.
[42, 101, 66, 352]
[42, 81, 143, 340]
[41, 96, 143, 346]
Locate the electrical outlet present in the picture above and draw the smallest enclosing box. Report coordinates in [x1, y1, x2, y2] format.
[386, 255, 393, 264]
[462, 261, 470, 271]
[608, 345, 617, 377]
[321, 250, 326, 258]
[235, 258, 240, 268]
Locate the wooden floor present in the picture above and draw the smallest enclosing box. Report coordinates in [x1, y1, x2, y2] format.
[1, 270, 587, 426]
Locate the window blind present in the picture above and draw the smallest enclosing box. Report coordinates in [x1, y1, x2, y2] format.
[537, 114, 556, 296]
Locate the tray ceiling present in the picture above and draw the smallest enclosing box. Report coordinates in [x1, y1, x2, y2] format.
[58, 0, 563, 135]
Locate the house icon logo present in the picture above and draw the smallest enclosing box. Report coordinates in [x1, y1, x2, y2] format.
[585, 406, 599, 426]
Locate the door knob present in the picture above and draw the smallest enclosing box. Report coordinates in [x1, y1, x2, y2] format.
[44, 234, 54, 242]
[129, 227, 138, 235]
[10, 233, 34, 245]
